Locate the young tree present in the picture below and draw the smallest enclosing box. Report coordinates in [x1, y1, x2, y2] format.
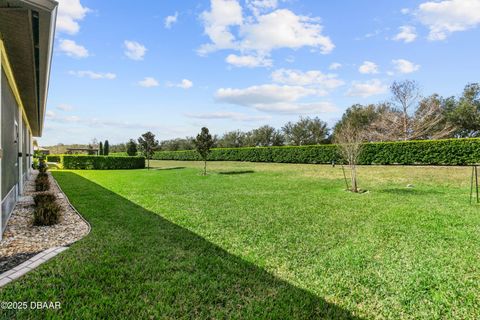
[194, 127, 215, 175]
[334, 121, 366, 193]
[282, 117, 329, 145]
[99, 141, 104, 155]
[138, 131, 159, 169]
[104, 140, 110, 156]
[126, 139, 137, 156]
[390, 80, 421, 140]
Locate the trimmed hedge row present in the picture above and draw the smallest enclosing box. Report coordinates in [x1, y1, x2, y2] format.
[46, 155, 61, 163]
[153, 138, 480, 166]
[61, 155, 145, 170]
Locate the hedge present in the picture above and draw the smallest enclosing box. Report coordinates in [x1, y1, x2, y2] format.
[153, 138, 480, 166]
[109, 152, 129, 157]
[61, 155, 145, 170]
[46, 155, 62, 163]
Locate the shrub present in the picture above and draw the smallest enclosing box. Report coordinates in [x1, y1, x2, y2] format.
[35, 175, 50, 192]
[33, 193, 56, 207]
[61, 155, 146, 170]
[153, 138, 480, 166]
[32, 158, 39, 169]
[38, 158, 48, 174]
[33, 202, 61, 226]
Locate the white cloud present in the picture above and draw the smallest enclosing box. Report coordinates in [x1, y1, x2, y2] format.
[56, 0, 90, 35]
[401, 8, 410, 14]
[179, 79, 193, 89]
[58, 39, 89, 58]
[271, 68, 344, 95]
[124, 40, 147, 60]
[199, 1, 334, 66]
[329, 62, 342, 70]
[57, 104, 74, 111]
[167, 79, 194, 89]
[347, 79, 388, 98]
[165, 12, 179, 29]
[69, 70, 116, 80]
[358, 61, 379, 74]
[215, 84, 337, 114]
[392, 59, 420, 74]
[393, 25, 417, 43]
[198, 0, 243, 54]
[46, 114, 186, 133]
[240, 9, 334, 55]
[417, 0, 480, 40]
[226, 54, 272, 67]
[185, 111, 271, 121]
[138, 77, 159, 88]
[216, 84, 314, 105]
[246, 0, 278, 16]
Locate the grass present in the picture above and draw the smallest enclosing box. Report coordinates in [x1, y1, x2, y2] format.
[1, 161, 479, 319]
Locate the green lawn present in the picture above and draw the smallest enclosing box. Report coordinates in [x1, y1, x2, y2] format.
[1, 161, 479, 319]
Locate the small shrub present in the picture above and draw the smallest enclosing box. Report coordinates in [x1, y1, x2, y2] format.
[35, 175, 50, 192]
[38, 158, 48, 174]
[33, 193, 56, 207]
[32, 158, 39, 169]
[33, 202, 61, 226]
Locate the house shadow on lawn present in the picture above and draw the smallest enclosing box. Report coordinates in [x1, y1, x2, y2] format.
[0, 171, 361, 319]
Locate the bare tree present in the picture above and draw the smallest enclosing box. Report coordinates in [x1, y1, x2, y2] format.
[391, 80, 420, 140]
[411, 95, 457, 140]
[368, 94, 456, 141]
[367, 107, 404, 142]
[334, 122, 366, 193]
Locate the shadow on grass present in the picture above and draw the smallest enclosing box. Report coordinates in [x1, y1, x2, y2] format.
[153, 166, 186, 171]
[0, 171, 361, 320]
[379, 188, 441, 195]
[218, 170, 255, 175]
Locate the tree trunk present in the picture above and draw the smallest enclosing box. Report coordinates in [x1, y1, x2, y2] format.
[403, 107, 408, 141]
[204, 160, 207, 176]
[351, 164, 358, 193]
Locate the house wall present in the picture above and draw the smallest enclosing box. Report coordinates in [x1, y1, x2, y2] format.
[1, 69, 20, 234]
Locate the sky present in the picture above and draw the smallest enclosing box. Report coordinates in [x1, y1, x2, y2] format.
[40, 0, 480, 146]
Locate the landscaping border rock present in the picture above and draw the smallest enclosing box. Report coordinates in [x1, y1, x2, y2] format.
[0, 171, 90, 282]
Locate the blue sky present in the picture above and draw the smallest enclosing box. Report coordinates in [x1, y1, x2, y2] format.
[40, 0, 480, 145]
